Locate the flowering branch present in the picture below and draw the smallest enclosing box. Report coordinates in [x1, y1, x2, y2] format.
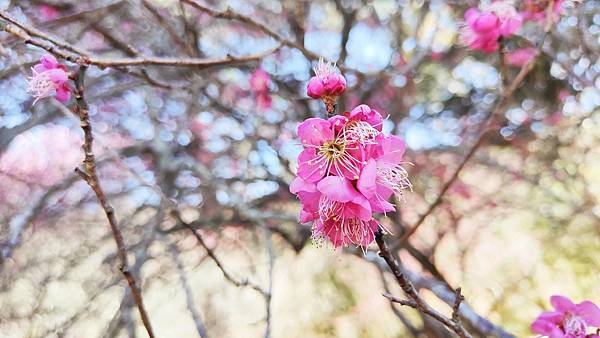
[72, 66, 156, 338]
[398, 30, 550, 246]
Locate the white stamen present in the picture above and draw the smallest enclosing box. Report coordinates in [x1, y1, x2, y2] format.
[27, 69, 57, 103]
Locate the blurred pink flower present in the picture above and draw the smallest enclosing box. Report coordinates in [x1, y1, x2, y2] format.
[27, 54, 71, 104]
[250, 68, 270, 92]
[460, 1, 522, 53]
[532, 295, 600, 338]
[307, 58, 346, 113]
[0, 124, 81, 186]
[505, 47, 538, 66]
[38, 5, 60, 21]
[521, 0, 566, 22]
[250, 68, 272, 110]
[430, 51, 443, 61]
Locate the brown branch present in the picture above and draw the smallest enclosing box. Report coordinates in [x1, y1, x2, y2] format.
[0, 10, 279, 68]
[72, 66, 156, 338]
[263, 228, 274, 338]
[140, 0, 197, 56]
[375, 230, 473, 338]
[334, 0, 357, 64]
[398, 33, 547, 246]
[498, 38, 508, 91]
[167, 240, 209, 338]
[172, 211, 268, 296]
[179, 0, 360, 74]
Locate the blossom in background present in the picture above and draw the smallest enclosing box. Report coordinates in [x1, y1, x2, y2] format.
[505, 47, 538, 66]
[307, 58, 346, 114]
[38, 5, 60, 21]
[532, 295, 600, 338]
[521, 0, 566, 22]
[249, 68, 272, 110]
[291, 103, 410, 249]
[250, 68, 270, 92]
[27, 54, 71, 104]
[460, 1, 522, 53]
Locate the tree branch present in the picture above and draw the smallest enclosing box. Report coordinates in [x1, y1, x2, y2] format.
[0, 10, 279, 68]
[375, 230, 473, 338]
[72, 66, 156, 338]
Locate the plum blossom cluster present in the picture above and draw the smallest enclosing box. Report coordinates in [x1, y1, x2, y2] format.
[27, 54, 72, 104]
[460, 1, 523, 53]
[532, 295, 600, 338]
[290, 61, 411, 249]
[460, 0, 573, 54]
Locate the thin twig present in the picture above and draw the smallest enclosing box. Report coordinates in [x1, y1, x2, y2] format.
[72, 66, 156, 338]
[167, 240, 209, 338]
[0, 10, 279, 68]
[173, 211, 268, 296]
[398, 32, 548, 246]
[179, 0, 359, 74]
[375, 230, 473, 338]
[263, 228, 274, 338]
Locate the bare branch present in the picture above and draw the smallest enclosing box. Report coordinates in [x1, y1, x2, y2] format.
[0, 10, 280, 68]
[375, 230, 473, 338]
[72, 66, 156, 338]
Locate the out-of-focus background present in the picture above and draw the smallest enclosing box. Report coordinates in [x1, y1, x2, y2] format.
[0, 0, 599, 337]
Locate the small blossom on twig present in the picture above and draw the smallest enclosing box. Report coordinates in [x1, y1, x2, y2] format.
[27, 54, 71, 104]
[460, 1, 522, 53]
[307, 58, 346, 115]
[532, 295, 600, 338]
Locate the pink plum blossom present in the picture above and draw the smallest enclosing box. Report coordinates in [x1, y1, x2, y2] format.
[27, 54, 71, 104]
[250, 68, 270, 92]
[291, 103, 410, 249]
[505, 47, 538, 67]
[250, 68, 272, 110]
[307, 58, 346, 113]
[296, 117, 365, 182]
[532, 295, 600, 338]
[358, 134, 412, 213]
[38, 5, 60, 21]
[290, 175, 379, 248]
[460, 1, 522, 53]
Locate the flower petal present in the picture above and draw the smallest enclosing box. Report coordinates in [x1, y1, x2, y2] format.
[40, 54, 59, 69]
[576, 301, 600, 326]
[357, 159, 377, 199]
[55, 84, 71, 102]
[297, 148, 327, 183]
[290, 176, 317, 194]
[307, 77, 325, 98]
[46, 69, 69, 84]
[531, 311, 563, 335]
[551, 295, 576, 312]
[377, 135, 406, 164]
[317, 176, 359, 203]
[297, 118, 333, 146]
